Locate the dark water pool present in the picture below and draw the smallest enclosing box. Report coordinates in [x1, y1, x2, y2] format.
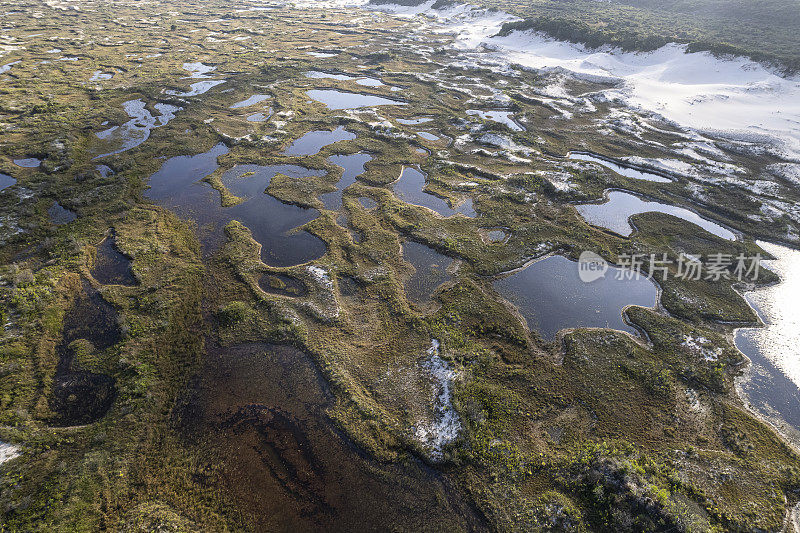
[48, 202, 76, 225]
[402, 241, 452, 305]
[493, 255, 659, 340]
[394, 167, 475, 218]
[177, 342, 484, 531]
[321, 152, 371, 211]
[145, 144, 327, 267]
[283, 126, 356, 156]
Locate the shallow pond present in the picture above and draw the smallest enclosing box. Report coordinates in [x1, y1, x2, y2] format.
[306, 89, 405, 110]
[230, 94, 270, 109]
[576, 190, 735, 240]
[182, 62, 215, 78]
[13, 158, 40, 168]
[394, 167, 475, 218]
[568, 152, 672, 183]
[166, 79, 226, 97]
[493, 255, 659, 339]
[96, 165, 114, 178]
[145, 144, 327, 267]
[52, 281, 119, 425]
[735, 241, 800, 443]
[0, 173, 15, 191]
[321, 152, 372, 210]
[246, 111, 270, 122]
[48, 202, 76, 225]
[258, 273, 308, 297]
[402, 241, 452, 305]
[304, 70, 386, 87]
[397, 117, 433, 125]
[283, 126, 355, 156]
[0, 61, 20, 74]
[306, 51, 338, 58]
[304, 70, 354, 81]
[93, 235, 136, 286]
[222, 165, 327, 266]
[417, 132, 439, 141]
[466, 109, 523, 131]
[179, 342, 483, 531]
[356, 77, 384, 87]
[94, 99, 180, 159]
[90, 70, 113, 81]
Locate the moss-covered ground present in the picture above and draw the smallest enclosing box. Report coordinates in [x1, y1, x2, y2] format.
[1, 0, 799, 530]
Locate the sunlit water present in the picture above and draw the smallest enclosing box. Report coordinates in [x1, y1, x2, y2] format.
[568, 152, 673, 183]
[577, 190, 735, 240]
[94, 99, 180, 159]
[13, 158, 40, 168]
[466, 109, 523, 131]
[736, 241, 800, 443]
[397, 117, 433, 125]
[306, 89, 405, 110]
[230, 94, 271, 109]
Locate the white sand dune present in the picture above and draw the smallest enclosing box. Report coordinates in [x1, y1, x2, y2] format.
[366, 0, 800, 160]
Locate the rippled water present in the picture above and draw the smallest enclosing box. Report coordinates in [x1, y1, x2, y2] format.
[736, 241, 800, 443]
